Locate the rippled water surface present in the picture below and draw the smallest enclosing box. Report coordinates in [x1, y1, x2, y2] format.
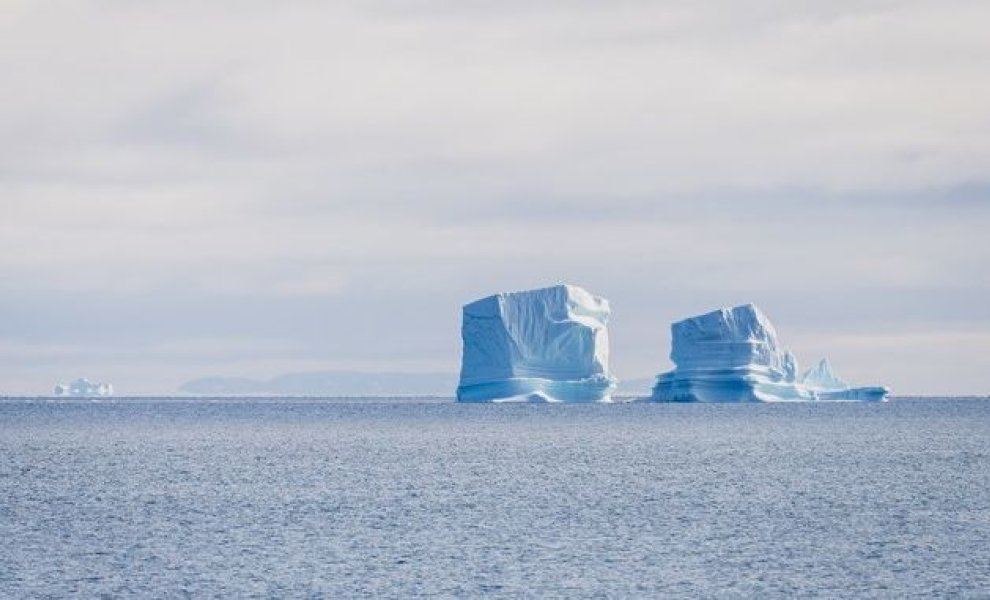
[1, 398, 988, 597]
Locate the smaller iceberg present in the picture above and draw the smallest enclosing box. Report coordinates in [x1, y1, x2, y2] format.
[800, 358, 887, 401]
[801, 357, 849, 391]
[54, 378, 113, 398]
[651, 304, 888, 402]
[456, 284, 617, 403]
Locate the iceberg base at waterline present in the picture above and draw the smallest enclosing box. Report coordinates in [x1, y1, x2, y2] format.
[652, 370, 887, 403]
[653, 369, 816, 403]
[812, 386, 889, 401]
[650, 304, 888, 403]
[456, 374, 617, 403]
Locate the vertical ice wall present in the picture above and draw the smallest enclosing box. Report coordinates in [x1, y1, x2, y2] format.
[456, 284, 617, 402]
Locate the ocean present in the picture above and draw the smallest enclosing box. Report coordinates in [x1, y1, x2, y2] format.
[1, 398, 988, 598]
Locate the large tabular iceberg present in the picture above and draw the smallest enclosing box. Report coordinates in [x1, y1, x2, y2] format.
[456, 284, 617, 403]
[651, 304, 888, 402]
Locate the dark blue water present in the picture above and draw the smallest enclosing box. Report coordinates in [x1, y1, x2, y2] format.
[1, 398, 988, 598]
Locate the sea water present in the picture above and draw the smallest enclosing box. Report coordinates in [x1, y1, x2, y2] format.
[1, 398, 988, 597]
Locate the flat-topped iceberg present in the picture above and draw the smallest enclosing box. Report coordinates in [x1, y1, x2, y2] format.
[651, 304, 888, 402]
[456, 284, 617, 403]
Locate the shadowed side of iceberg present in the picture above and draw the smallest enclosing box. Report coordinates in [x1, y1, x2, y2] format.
[456, 284, 617, 403]
[814, 386, 889, 401]
[653, 367, 814, 403]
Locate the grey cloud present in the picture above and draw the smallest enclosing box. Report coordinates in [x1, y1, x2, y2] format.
[1, 1, 989, 394]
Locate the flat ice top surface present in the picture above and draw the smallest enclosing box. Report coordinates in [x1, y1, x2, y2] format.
[2, 398, 988, 598]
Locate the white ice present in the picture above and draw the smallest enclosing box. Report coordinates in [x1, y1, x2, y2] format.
[651, 304, 888, 402]
[54, 378, 114, 397]
[456, 284, 617, 403]
[800, 358, 850, 391]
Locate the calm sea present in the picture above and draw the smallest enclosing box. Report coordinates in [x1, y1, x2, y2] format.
[1, 398, 988, 598]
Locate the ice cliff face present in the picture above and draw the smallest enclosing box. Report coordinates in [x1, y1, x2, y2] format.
[651, 304, 887, 402]
[668, 304, 791, 382]
[456, 284, 617, 402]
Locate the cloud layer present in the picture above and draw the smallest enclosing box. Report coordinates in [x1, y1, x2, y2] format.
[2, 1, 989, 394]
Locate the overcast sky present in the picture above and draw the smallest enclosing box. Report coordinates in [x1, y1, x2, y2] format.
[3, 0, 989, 395]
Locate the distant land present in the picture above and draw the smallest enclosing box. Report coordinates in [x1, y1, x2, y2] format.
[179, 371, 657, 397]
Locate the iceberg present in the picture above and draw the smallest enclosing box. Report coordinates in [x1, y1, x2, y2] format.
[54, 377, 113, 398]
[801, 357, 849, 391]
[650, 304, 888, 402]
[800, 358, 888, 401]
[456, 284, 617, 403]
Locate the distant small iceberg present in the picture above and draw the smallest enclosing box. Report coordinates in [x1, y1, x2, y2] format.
[651, 304, 888, 402]
[54, 378, 113, 398]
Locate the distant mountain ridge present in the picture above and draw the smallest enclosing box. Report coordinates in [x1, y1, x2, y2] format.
[180, 371, 657, 397]
[179, 371, 459, 396]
